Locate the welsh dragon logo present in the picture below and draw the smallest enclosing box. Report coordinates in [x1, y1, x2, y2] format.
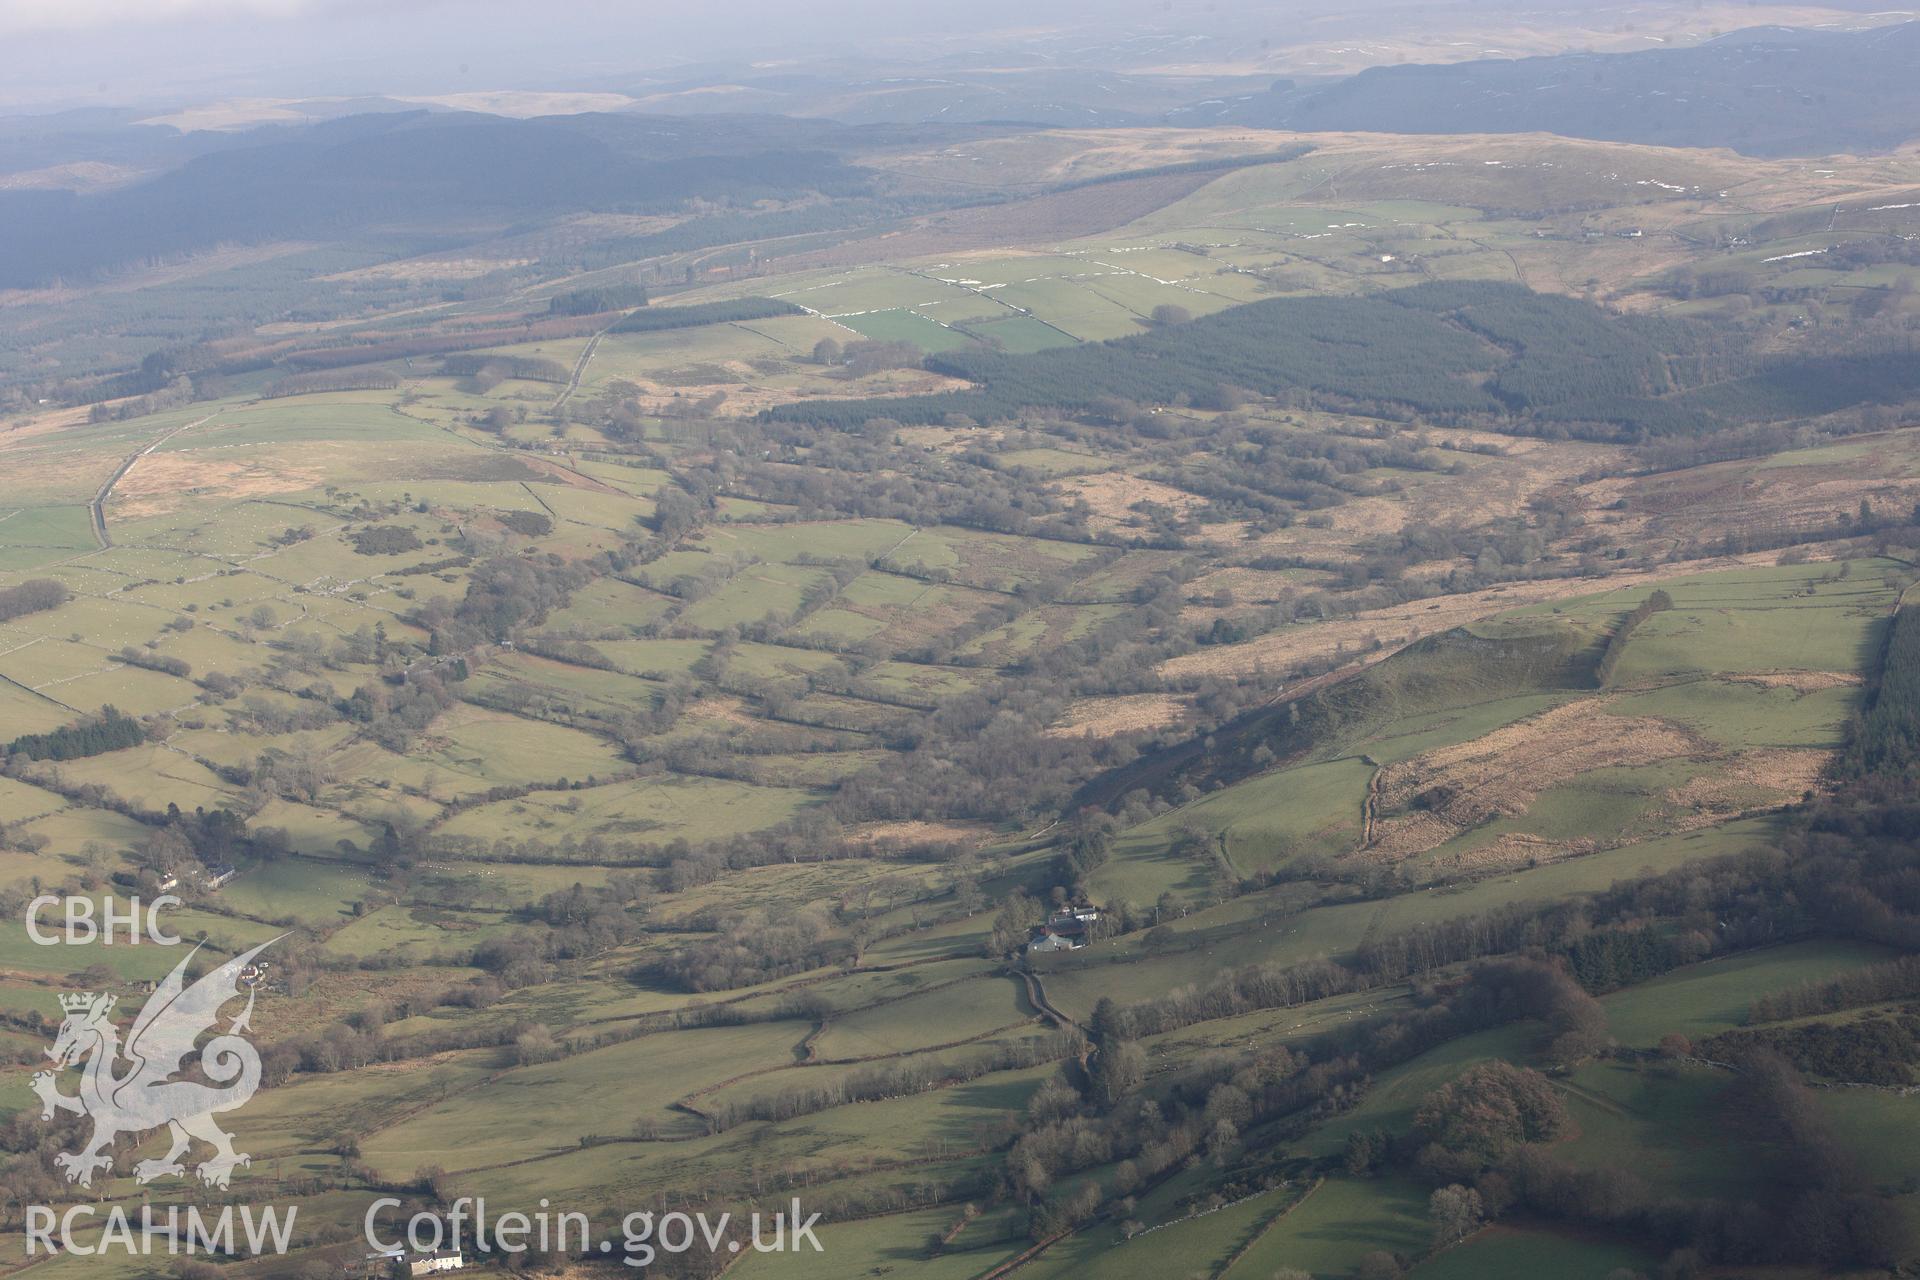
[32, 938, 279, 1190]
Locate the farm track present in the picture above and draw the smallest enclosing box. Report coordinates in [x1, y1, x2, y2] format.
[87, 411, 219, 548]
[1018, 968, 1081, 1035]
[1359, 754, 1384, 846]
[551, 328, 608, 414]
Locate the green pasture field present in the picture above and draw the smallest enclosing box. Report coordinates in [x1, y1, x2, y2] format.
[232, 1045, 506, 1158]
[1305, 1022, 1536, 1161]
[855, 660, 992, 704]
[1075, 267, 1243, 318]
[530, 483, 653, 533]
[0, 505, 96, 568]
[1607, 674, 1856, 750]
[590, 637, 711, 677]
[243, 798, 390, 854]
[1408, 1225, 1659, 1280]
[581, 325, 787, 386]
[465, 650, 665, 716]
[359, 1019, 811, 1173]
[1552, 1060, 1764, 1200]
[3, 590, 181, 649]
[1221, 1176, 1431, 1278]
[0, 634, 114, 685]
[810, 973, 1033, 1059]
[436, 773, 820, 844]
[420, 704, 630, 785]
[680, 562, 837, 630]
[959, 312, 1076, 353]
[1098, 756, 1371, 900]
[728, 1203, 1024, 1280]
[0, 776, 66, 825]
[986, 279, 1150, 341]
[727, 640, 847, 681]
[630, 547, 719, 589]
[1026, 1181, 1294, 1280]
[694, 518, 916, 565]
[654, 857, 949, 925]
[565, 458, 676, 495]
[722, 957, 1000, 1019]
[19, 806, 152, 856]
[790, 575, 1007, 652]
[1524, 559, 1899, 676]
[837, 309, 980, 351]
[6, 134, 1920, 1280]
[767, 265, 985, 315]
[1066, 819, 1779, 1018]
[50, 745, 236, 812]
[1614, 595, 1890, 680]
[0, 847, 107, 896]
[1821, 1088, 1920, 1188]
[696, 1025, 1055, 1120]
[889, 526, 1104, 593]
[0, 687, 76, 736]
[318, 903, 523, 960]
[1597, 937, 1892, 1047]
[994, 446, 1112, 475]
[956, 603, 1125, 665]
[1141, 988, 1411, 1063]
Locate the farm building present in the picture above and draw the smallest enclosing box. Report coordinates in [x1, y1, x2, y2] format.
[1029, 906, 1100, 953]
[1027, 929, 1083, 954]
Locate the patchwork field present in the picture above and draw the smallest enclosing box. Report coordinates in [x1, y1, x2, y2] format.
[3, 113, 1920, 1280]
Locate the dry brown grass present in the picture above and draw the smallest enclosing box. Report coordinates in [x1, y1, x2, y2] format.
[1051, 471, 1204, 533]
[1433, 832, 1602, 876]
[1158, 547, 1839, 684]
[1365, 699, 1706, 862]
[683, 694, 761, 729]
[1603, 433, 1920, 552]
[1728, 671, 1863, 693]
[629, 366, 972, 417]
[1665, 748, 1831, 816]
[1044, 693, 1190, 740]
[847, 820, 993, 848]
[109, 450, 327, 519]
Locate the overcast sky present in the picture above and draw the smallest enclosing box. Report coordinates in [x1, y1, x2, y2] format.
[0, 0, 1246, 111]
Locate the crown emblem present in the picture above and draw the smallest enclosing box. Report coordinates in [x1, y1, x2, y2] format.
[33, 938, 280, 1192]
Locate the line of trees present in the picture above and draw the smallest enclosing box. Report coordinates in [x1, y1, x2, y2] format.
[770, 283, 1732, 438]
[549, 283, 649, 316]
[609, 297, 801, 333]
[439, 354, 570, 384]
[262, 369, 399, 398]
[1837, 603, 1920, 778]
[5, 707, 147, 762]
[0, 579, 68, 623]
[1593, 588, 1673, 685]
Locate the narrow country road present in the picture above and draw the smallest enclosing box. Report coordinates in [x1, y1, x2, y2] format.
[88, 411, 220, 549]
